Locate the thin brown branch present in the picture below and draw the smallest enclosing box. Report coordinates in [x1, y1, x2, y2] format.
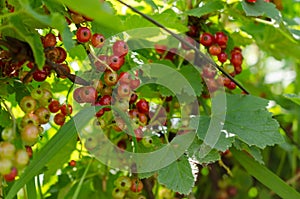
[46, 59, 90, 86]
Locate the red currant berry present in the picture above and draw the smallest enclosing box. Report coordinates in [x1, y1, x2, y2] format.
[108, 55, 125, 71]
[136, 99, 149, 114]
[73, 87, 85, 103]
[61, 104, 73, 115]
[95, 108, 105, 117]
[99, 95, 112, 111]
[187, 25, 198, 37]
[214, 32, 228, 47]
[91, 33, 105, 48]
[246, 0, 256, 3]
[21, 124, 39, 146]
[79, 86, 98, 103]
[154, 44, 167, 55]
[226, 81, 236, 90]
[200, 32, 214, 47]
[34, 107, 50, 124]
[69, 160, 76, 167]
[181, 36, 196, 50]
[134, 127, 143, 141]
[217, 52, 228, 63]
[55, 47, 67, 63]
[43, 33, 57, 48]
[130, 79, 140, 90]
[95, 55, 108, 72]
[129, 93, 138, 104]
[76, 27, 91, 43]
[117, 83, 131, 98]
[54, 113, 66, 126]
[118, 72, 131, 84]
[33, 70, 47, 82]
[25, 146, 33, 158]
[48, 100, 61, 113]
[202, 66, 217, 78]
[130, 178, 144, 193]
[104, 70, 118, 86]
[164, 48, 177, 61]
[21, 113, 40, 127]
[4, 167, 18, 182]
[112, 40, 129, 57]
[208, 44, 222, 56]
[230, 52, 243, 67]
[235, 65, 242, 75]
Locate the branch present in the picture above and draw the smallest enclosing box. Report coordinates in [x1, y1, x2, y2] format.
[115, 0, 250, 95]
[46, 59, 90, 86]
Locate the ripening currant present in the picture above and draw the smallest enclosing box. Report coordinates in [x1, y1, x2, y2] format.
[91, 33, 105, 48]
[76, 27, 92, 43]
[112, 40, 129, 57]
[20, 96, 37, 113]
[114, 176, 132, 191]
[43, 32, 57, 48]
[199, 32, 214, 47]
[48, 100, 61, 113]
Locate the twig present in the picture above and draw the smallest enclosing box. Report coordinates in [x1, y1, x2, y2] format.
[46, 59, 90, 86]
[114, 0, 250, 95]
[88, 49, 114, 72]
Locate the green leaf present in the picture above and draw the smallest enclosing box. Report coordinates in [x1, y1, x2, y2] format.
[234, 140, 264, 164]
[188, 138, 221, 164]
[0, 78, 15, 97]
[9, 15, 45, 68]
[283, 94, 300, 106]
[185, 0, 224, 18]
[26, 178, 37, 199]
[197, 115, 235, 152]
[124, 9, 188, 32]
[56, 0, 124, 32]
[224, 94, 284, 148]
[5, 107, 97, 199]
[241, 0, 282, 23]
[69, 45, 88, 60]
[158, 156, 194, 195]
[179, 65, 203, 97]
[242, 23, 300, 60]
[42, 131, 77, 184]
[231, 148, 300, 199]
[0, 109, 12, 128]
[19, 0, 74, 51]
[144, 0, 158, 10]
[13, 80, 30, 103]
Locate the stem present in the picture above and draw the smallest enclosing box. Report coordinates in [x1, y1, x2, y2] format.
[37, 175, 44, 199]
[46, 59, 90, 86]
[1, 99, 16, 136]
[89, 50, 114, 72]
[114, 0, 250, 94]
[72, 158, 94, 199]
[218, 159, 233, 177]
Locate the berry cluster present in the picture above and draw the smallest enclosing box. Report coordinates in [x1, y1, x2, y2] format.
[49, 100, 73, 126]
[27, 32, 70, 82]
[0, 141, 31, 182]
[112, 175, 145, 199]
[199, 31, 244, 92]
